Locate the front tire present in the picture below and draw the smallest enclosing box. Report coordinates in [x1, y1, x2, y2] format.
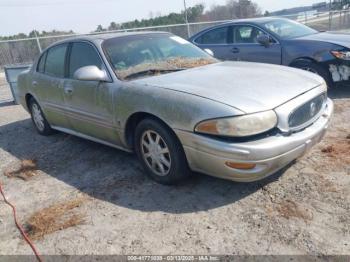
[134, 118, 191, 185]
[292, 60, 333, 88]
[29, 98, 54, 136]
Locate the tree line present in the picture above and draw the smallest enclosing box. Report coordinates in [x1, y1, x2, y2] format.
[0, 0, 261, 68]
[96, 0, 261, 32]
[1, 1, 262, 40]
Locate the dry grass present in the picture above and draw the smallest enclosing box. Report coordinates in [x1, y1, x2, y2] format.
[321, 145, 335, 154]
[165, 57, 216, 69]
[118, 57, 216, 80]
[320, 137, 350, 166]
[4, 159, 38, 181]
[319, 134, 350, 170]
[25, 198, 87, 240]
[275, 200, 313, 222]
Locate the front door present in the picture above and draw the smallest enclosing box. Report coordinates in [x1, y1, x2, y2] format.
[62, 41, 120, 145]
[194, 25, 234, 60]
[232, 25, 282, 64]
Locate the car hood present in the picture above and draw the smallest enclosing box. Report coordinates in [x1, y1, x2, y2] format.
[295, 32, 350, 48]
[133, 61, 323, 114]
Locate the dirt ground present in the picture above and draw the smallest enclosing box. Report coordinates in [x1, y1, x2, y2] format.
[0, 76, 349, 256]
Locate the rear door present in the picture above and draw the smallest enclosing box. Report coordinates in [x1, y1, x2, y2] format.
[232, 25, 282, 64]
[33, 43, 70, 128]
[193, 25, 234, 60]
[62, 41, 120, 144]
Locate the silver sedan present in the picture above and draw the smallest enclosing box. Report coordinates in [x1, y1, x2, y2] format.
[17, 32, 333, 184]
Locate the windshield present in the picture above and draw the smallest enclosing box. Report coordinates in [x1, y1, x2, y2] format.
[262, 19, 318, 39]
[103, 34, 217, 80]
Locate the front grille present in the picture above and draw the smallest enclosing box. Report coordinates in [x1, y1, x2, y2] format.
[288, 93, 326, 129]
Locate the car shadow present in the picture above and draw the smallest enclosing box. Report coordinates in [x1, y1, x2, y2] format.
[0, 101, 15, 108]
[328, 83, 350, 99]
[0, 119, 286, 214]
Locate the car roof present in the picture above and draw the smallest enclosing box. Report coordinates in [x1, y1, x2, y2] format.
[222, 17, 289, 25]
[189, 17, 289, 40]
[44, 31, 170, 50]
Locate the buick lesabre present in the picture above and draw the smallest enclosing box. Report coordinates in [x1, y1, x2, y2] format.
[18, 32, 333, 184]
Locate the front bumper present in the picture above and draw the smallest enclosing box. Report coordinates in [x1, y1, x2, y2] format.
[175, 98, 334, 182]
[327, 60, 350, 83]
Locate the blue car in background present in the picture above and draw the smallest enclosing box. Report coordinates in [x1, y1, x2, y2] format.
[189, 17, 350, 88]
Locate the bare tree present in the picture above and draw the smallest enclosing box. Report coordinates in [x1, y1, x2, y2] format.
[204, 0, 261, 20]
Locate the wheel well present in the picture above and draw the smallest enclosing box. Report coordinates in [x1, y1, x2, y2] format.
[25, 93, 34, 110]
[124, 112, 174, 149]
[289, 57, 316, 67]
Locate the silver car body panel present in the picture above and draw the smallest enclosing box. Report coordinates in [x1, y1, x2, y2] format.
[114, 81, 244, 147]
[134, 61, 326, 114]
[176, 98, 333, 182]
[16, 33, 333, 182]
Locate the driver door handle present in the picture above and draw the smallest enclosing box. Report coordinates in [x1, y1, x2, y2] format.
[231, 47, 240, 53]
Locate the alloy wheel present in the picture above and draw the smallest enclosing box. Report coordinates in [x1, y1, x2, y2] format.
[31, 103, 45, 132]
[140, 130, 172, 176]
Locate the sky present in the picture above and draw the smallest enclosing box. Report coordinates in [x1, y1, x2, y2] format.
[0, 0, 324, 36]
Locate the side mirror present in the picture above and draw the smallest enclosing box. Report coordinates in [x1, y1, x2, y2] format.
[204, 48, 214, 56]
[73, 66, 109, 82]
[257, 35, 271, 47]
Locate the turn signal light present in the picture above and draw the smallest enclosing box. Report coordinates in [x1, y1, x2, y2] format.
[225, 162, 256, 170]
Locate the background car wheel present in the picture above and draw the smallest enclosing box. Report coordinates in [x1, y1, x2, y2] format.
[134, 118, 191, 185]
[292, 60, 334, 88]
[29, 98, 54, 136]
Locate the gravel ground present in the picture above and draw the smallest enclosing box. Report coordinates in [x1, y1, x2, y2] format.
[0, 79, 349, 256]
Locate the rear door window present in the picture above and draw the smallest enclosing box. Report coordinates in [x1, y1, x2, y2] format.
[45, 44, 68, 78]
[196, 26, 229, 45]
[68, 42, 103, 78]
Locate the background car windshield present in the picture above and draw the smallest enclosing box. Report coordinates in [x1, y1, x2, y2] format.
[262, 19, 318, 39]
[103, 34, 217, 80]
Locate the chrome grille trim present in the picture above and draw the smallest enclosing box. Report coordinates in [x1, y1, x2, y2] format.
[288, 93, 327, 129]
[274, 83, 328, 133]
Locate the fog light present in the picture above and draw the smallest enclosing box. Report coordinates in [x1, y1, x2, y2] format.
[225, 162, 256, 170]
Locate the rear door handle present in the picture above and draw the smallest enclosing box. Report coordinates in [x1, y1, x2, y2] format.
[32, 81, 38, 87]
[232, 47, 240, 53]
[64, 87, 73, 94]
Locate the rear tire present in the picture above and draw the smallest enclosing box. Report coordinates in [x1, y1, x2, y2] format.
[29, 98, 54, 136]
[291, 60, 333, 88]
[134, 118, 191, 185]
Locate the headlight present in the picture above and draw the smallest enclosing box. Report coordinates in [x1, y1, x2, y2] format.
[331, 50, 350, 60]
[195, 110, 278, 137]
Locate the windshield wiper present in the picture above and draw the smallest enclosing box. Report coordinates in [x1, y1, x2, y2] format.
[123, 68, 184, 80]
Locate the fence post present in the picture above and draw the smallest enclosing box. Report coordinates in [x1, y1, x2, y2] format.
[34, 30, 42, 53]
[183, 0, 191, 38]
